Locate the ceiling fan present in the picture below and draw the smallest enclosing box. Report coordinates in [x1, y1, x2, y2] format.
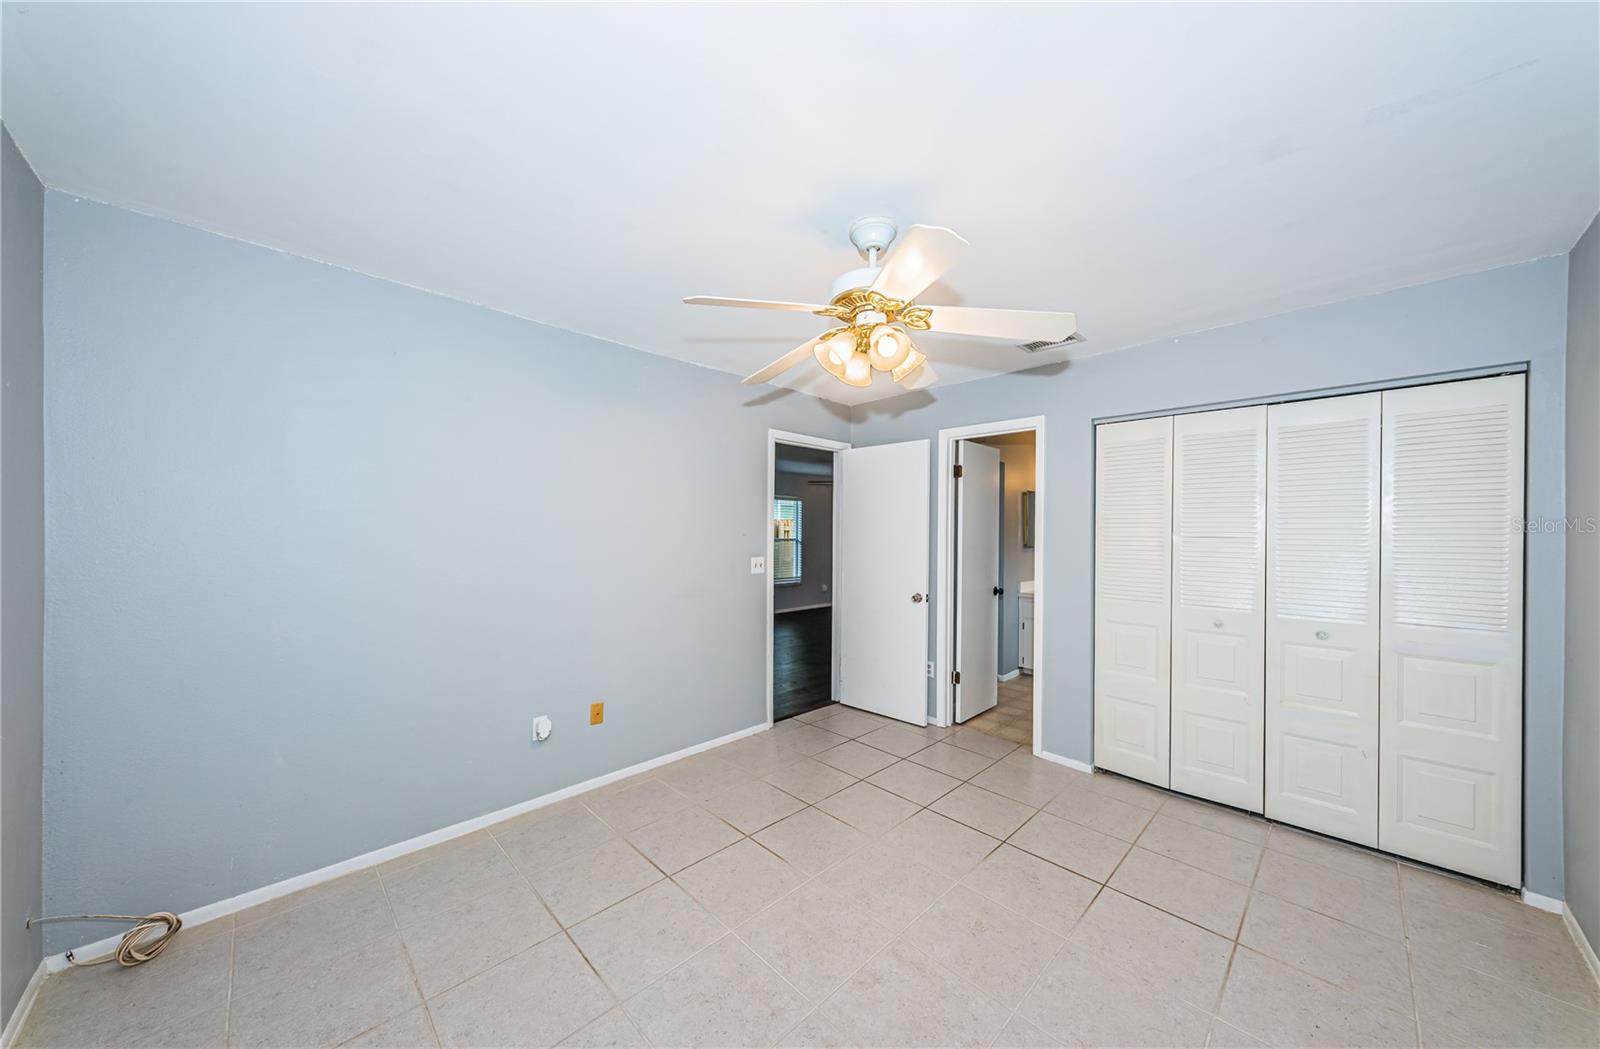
[685, 217, 1078, 391]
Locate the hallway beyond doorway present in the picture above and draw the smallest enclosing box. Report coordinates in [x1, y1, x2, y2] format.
[774, 608, 832, 721]
[964, 674, 1033, 747]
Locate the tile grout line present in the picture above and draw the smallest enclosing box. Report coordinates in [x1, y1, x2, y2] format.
[1202, 824, 1272, 1043]
[371, 863, 437, 1046]
[224, 922, 236, 1049]
[1397, 869, 1425, 1049]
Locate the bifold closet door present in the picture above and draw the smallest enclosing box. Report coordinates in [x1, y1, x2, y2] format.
[1265, 393, 1380, 845]
[1094, 416, 1173, 787]
[1170, 406, 1266, 811]
[1379, 374, 1524, 886]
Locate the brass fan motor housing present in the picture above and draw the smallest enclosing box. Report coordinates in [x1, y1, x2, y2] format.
[813, 289, 933, 338]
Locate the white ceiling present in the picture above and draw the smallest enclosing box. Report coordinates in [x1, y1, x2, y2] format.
[3, 4, 1596, 405]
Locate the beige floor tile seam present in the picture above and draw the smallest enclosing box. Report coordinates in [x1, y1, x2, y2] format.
[224, 878, 408, 1041]
[1242, 869, 1597, 1026]
[1395, 855, 1577, 946]
[1417, 949, 1600, 1019]
[1396, 868, 1426, 1049]
[538, 819, 803, 1009]
[1158, 801, 1273, 847]
[982, 877, 1110, 1048]
[1261, 822, 1399, 871]
[353, 860, 438, 1049]
[581, 824, 881, 1037]
[788, 876, 990, 1034]
[1217, 838, 1421, 1046]
[1205, 829, 1268, 1042]
[736, 824, 956, 1007]
[475, 817, 667, 1021]
[224, 920, 237, 1048]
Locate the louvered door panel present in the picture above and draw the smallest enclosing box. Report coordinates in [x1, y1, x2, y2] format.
[1379, 374, 1524, 886]
[1170, 406, 1266, 810]
[1094, 416, 1173, 787]
[1266, 394, 1380, 844]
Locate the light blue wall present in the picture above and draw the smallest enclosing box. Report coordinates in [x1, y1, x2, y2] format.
[40, 195, 849, 948]
[851, 258, 1570, 897]
[1, 126, 46, 1024]
[1564, 213, 1598, 944]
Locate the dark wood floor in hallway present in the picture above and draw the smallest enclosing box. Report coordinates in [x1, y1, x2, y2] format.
[773, 606, 830, 721]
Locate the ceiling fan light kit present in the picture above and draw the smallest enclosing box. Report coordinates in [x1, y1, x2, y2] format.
[685, 217, 1078, 392]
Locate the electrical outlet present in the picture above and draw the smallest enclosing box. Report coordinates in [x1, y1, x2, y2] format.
[590, 702, 605, 725]
[750, 556, 766, 574]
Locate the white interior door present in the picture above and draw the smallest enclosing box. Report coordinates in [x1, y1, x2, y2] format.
[1266, 393, 1381, 845]
[1379, 374, 1524, 886]
[1170, 406, 1266, 811]
[955, 440, 1001, 723]
[837, 440, 931, 726]
[1094, 417, 1173, 787]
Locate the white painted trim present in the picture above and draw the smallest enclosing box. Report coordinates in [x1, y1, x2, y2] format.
[767, 430, 849, 728]
[1036, 748, 1094, 774]
[0, 960, 46, 1049]
[1521, 889, 1564, 915]
[774, 602, 832, 615]
[46, 721, 769, 969]
[998, 669, 1021, 683]
[1564, 903, 1600, 986]
[933, 417, 1047, 757]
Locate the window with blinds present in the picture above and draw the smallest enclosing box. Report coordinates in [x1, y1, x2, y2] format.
[773, 497, 802, 584]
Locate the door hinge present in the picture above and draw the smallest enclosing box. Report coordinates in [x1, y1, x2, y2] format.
[951, 670, 962, 685]
[953, 464, 963, 479]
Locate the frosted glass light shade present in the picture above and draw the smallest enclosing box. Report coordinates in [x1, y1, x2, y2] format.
[813, 342, 845, 378]
[822, 329, 856, 368]
[892, 349, 927, 383]
[868, 324, 914, 371]
[842, 352, 872, 387]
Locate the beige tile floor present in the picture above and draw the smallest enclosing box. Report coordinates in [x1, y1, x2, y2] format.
[20, 704, 1599, 1049]
[962, 676, 1033, 747]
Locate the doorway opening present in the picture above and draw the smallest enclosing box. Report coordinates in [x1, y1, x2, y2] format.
[936, 417, 1046, 753]
[767, 432, 847, 724]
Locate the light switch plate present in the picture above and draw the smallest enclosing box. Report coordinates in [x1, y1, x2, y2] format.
[750, 556, 766, 574]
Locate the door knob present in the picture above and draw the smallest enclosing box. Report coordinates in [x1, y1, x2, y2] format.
[993, 586, 1004, 597]
[1316, 630, 1329, 641]
[911, 593, 925, 603]
[1212, 618, 1224, 628]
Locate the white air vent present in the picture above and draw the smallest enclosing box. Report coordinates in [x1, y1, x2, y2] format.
[1018, 333, 1084, 353]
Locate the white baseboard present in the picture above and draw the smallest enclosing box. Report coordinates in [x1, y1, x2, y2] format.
[1, 960, 46, 1049]
[47, 720, 769, 970]
[1035, 748, 1094, 774]
[998, 669, 1021, 683]
[1565, 903, 1600, 985]
[1521, 888, 1564, 915]
[775, 603, 831, 614]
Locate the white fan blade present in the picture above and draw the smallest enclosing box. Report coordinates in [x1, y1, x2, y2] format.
[684, 296, 827, 312]
[898, 361, 939, 390]
[870, 225, 969, 301]
[924, 305, 1078, 343]
[742, 336, 823, 385]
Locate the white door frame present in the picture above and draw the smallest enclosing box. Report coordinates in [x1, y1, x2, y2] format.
[767, 429, 851, 727]
[934, 416, 1047, 753]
